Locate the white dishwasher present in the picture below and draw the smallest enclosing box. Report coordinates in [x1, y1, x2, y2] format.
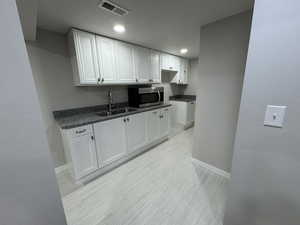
[170, 100, 196, 129]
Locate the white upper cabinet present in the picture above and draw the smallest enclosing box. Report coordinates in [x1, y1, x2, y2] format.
[161, 53, 172, 71]
[134, 46, 151, 83]
[69, 29, 100, 85]
[161, 54, 180, 72]
[114, 41, 136, 83]
[150, 50, 161, 83]
[178, 58, 189, 84]
[69, 29, 165, 85]
[96, 36, 117, 84]
[170, 57, 189, 85]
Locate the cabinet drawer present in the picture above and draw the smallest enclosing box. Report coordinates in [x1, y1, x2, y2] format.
[69, 125, 92, 137]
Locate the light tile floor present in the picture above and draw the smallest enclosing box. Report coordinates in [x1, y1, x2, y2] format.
[57, 128, 229, 225]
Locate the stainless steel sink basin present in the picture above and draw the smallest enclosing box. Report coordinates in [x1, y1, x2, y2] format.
[95, 108, 137, 117]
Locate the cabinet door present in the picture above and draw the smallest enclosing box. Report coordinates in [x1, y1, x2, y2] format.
[178, 59, 189, 84]
[69, 128, 98, 179]
[96, 36, 117, 84]
[147, 110, 160, 143]
[134, 46, 151, 83]
[161, 53, 177, 71]
[126, 113, 147, 154]
[171, 101, 188, 125]
[73, 30, 100, 84]
[94, 118, 127, 166]
[159, 108, 170, 138]
[187, 101, 196, 123]
[171, 55, 181, 72]
[114, 41, 136, 83]
[161, 53, 169, 70]
[150, 50, 161, 83]
[169, 56, 181, 83]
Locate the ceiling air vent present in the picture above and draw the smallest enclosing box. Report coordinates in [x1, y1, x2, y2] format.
[98, 0, 129, 16]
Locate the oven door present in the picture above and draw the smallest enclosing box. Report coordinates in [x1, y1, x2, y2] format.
[138, 87, 163, 107]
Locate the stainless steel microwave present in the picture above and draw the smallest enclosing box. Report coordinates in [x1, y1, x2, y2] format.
[128, 87, 164, 108]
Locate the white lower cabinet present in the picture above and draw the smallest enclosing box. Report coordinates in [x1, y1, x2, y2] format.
[147, 109, 161, 142]
[147, 108, 170, 142]
[159, 108, 170, 137]
[61, 125, 98, 180]
[61, 107, 170, 181]
[126, 113, 148, 154]
[170, 100, 195, 127]
[93, 117, 127, 167]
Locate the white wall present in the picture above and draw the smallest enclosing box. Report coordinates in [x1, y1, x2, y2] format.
[224, 0, 300, 224]
[192, 11, 252, 172]
[0, 1, 67, 224]
[26, 29, 128, 167]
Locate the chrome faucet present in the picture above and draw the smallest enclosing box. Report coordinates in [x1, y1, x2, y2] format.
[108, 88, 113, 115]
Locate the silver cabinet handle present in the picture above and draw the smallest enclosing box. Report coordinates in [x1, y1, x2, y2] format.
[127, 118, 130, 122]
[91, 135, 94, 140]
[123, 118, 126, 123]
[75, 129, 86, 134]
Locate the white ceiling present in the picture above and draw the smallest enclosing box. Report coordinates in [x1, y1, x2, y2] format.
[37, 0, 253, 58]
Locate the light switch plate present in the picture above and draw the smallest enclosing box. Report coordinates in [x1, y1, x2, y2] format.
[264, 105, 287, 128]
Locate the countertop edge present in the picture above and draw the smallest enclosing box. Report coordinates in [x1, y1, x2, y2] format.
[58, 104, 172, 130]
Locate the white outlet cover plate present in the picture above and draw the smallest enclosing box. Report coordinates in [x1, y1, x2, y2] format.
[264, 105, 287, 128]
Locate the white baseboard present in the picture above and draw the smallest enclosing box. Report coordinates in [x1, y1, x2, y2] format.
[55, 164, 69, 174]
[191, 158, 231, 179]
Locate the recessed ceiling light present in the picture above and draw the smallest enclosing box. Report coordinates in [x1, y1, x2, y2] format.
[180, 48, 188, 54]
[114, 24, 125, 33]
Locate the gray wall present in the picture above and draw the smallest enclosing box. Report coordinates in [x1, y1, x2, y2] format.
[26, 29, 183, 167]
[192, 12, 252, 172]
[224, 1, 300, 224]
[0, 1, 67, 224]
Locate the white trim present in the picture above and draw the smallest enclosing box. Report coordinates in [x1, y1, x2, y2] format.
[55, 164, 69, 174]
[191, 158, 231, 179]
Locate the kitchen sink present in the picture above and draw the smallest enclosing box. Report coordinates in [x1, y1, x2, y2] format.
[95, 108, 137, 117]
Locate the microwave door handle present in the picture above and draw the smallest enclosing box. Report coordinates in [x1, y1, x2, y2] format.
[157, 89, 161, 104]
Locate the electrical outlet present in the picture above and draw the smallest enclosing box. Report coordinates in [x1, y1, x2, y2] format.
[264, 105, 287, 128]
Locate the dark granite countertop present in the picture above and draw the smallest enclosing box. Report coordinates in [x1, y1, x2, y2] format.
[54, 103, 172, 129]
[169, 95, 196, 102]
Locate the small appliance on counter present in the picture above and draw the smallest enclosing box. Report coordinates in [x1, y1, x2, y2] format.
[128, 86, 164, 108]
